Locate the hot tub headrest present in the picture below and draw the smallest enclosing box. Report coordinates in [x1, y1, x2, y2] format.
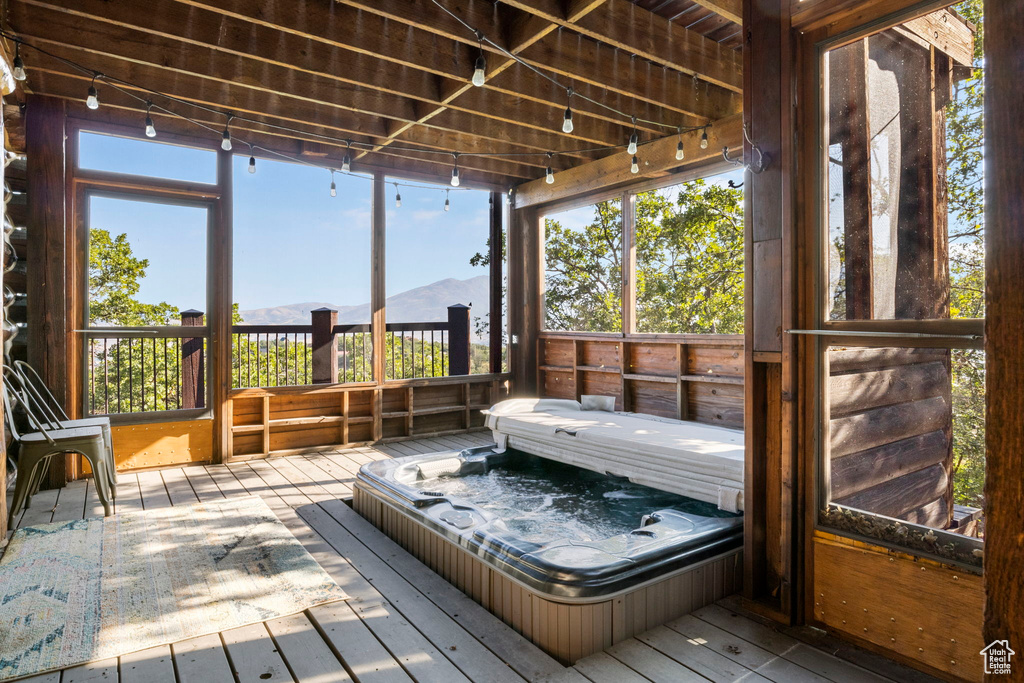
[483, 398, 581, 416]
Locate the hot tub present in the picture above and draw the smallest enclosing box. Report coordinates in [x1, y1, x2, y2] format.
[353, 445, 743, 664]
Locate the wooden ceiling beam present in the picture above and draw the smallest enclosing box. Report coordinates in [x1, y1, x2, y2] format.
[12, 1, 613, 157]
[29, 70, 540, 181]
[496, 0, 741, 92]
[688, 0, 743, 27]
[513, 112, 742, 208]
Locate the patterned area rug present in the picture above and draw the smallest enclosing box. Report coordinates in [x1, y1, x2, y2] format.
[0, 496, 348, 681]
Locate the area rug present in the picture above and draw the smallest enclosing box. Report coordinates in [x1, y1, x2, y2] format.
[0, 495, 348, 681]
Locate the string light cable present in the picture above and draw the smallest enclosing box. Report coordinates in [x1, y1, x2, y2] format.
[0, 31, 714, 192]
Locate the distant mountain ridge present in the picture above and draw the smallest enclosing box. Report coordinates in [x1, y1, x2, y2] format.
[239, 275, 491, 339]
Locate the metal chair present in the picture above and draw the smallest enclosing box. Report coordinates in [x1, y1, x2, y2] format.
[8, 361, 117, 494]
[4, 375, 113, 527]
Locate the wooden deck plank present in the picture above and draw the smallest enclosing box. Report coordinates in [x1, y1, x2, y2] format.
[265, 613, 352, 683]
[247, 461, 317, 508]
[267, 457, 339, 502]
[50, 480, 88, 523]
[605, 638, 710, 682]
[319, 498, 563, 681]
[113, 473, 145, 514]
[636, 625, 771, 683]
[284, 456, 352, 499]
[119, 645, 175, 683]
[136, 470, 173, 509]
[306, 601, 414, 683]
[295, 504, 473, 683]
[84, 480, 105, 519]
[203, 464, 250, 498]
[170, 634, 235, 683]
[300, 455, 355, 495]
[160, 468, 200, 506]
[221, 622, 296, 682]
[572, 651, 651, 683]
[59, 657, 119, 683]
[181, 466, 228, 502]
[15, 672, 61, 683]
[313, 499, 541, 682]
[17, 485, 60, 529]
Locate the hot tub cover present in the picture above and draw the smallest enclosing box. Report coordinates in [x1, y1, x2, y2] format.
[484, 398, 744, 511]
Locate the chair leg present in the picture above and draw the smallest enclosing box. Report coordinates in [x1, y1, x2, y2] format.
[77, 448, 112, 517]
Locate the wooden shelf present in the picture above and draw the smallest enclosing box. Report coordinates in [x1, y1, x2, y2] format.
[230, 424, 264, 434]
[576, 365, 621, 374]
[380, 411, 409, 419]
[679, 374, 744, 385]
[622, 373, 676, 384]
[539, 364, 573, 372]
[347, 415, 374, 424]
[269, 416, 345, 427]
[412, 405, 465, 416]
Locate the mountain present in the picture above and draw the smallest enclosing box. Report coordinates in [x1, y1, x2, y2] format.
[239, 275, 492, 340]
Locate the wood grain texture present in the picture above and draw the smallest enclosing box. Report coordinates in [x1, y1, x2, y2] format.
[983, 0, 1024, 662]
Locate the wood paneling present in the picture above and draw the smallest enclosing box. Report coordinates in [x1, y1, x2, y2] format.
[983, 0, 1024, 659]
[813, 534, 983, 682]
[81, 419, 214, 472]
[353, 483, 742, 665]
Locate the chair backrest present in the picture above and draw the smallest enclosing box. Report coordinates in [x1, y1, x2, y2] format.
[2, 370, 57, 446]
[12, 360, 69, 424]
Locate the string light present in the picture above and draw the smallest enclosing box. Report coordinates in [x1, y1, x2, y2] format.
[144, 101, 156, 138]
[630, 155, 639, 174]
[627, 117, 638, 155]
[444, 189, 450, 212]
[341, 140, 352, 173]
[221, 114, 233, 151]
[545, 153, 554, 184]
[248, 144, 257, 174]
[394, 183, 402, 207]
[675, 127, 684, 161]
[86, 74, 100, 110]
[506, 187, 514, 205]
[562, 89, 574, 134]
[471, 32, 486, 87]
[12, 44, 25, 81]
[330, 170, 337, 197]
[450, 153, 460, 187]
[700, 127, 709, 150]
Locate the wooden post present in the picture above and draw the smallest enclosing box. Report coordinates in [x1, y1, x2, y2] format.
[212, 147, 233, 463]
[26, 96, 70, 488]
[180, 309, 205, 409]
[984, 0, 1024, 657]
[371, 172, 385, 385]
[447, 304, 471, 376]
[310, 307, 339, 384]
[488, 191, 503, 374]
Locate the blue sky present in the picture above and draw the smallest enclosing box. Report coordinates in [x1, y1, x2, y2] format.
[80, 132, 492, 314]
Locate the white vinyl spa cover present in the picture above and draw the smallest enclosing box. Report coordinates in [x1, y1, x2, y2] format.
[484, 398, 745, 512]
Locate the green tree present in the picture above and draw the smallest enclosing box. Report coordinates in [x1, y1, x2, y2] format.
[89, 228, 178, 326]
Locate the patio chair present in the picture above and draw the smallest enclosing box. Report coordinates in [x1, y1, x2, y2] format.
[9, 360, 117, 493]
[4, 375, 113, 527]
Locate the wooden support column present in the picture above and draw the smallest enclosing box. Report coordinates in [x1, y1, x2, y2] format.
[180, 309, 205, 408]
[310, 307, 339, 384]
[26, 96, 71, 487]
[621, 190, 636, 335]
[446, 304, 471, 376]
[488, 191, 503, 374]
[984, 0, 1024, 657]
[508, 205, 541, 395]
[211, 147, 232, 463]
[371, 172, 385, 442]
[743, 0, 797, 622]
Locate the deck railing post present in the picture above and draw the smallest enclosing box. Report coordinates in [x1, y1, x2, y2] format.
[181, 309, 205, 409]
[447, 303, 471, 376]
[311, 307, 339, 384]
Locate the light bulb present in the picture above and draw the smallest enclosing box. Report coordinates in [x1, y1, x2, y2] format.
[12, 50, 25, 82]
[562, 106, 574, 134]
[545, 166, 554, 184]
[341, 153, 351, 173]
[145, 115, 156, 138]
[700, 129, 709, 150]
[86, 85, 99, 110]
[472, 54, 486, 87]
[506, 190, 513, 205]
[451, 167, 460, 187]
[676, 140, 684, 161]
[630, 155, 639, 174]
[330, 179, 337, 197]
[395, 192, 402, 208]
[444, 197, 450, 212]
[627, 132, 638, 155]
[221, 129, 232, 151]
[248, 156, 256, 173]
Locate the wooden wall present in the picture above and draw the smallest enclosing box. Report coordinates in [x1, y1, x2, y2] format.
[537, 333, 744, 429]
[827, 347, 952, 527]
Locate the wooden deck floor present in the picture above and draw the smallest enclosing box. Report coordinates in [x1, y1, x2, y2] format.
[4, 433, 937, 683]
